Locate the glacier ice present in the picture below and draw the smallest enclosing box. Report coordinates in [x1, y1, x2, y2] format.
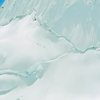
[0, 0, 4, 6]
[0, 0, 100, 99]
[0, 0, 100, 51]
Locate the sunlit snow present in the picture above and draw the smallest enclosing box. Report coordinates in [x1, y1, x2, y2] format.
[0, 0, 100, 100]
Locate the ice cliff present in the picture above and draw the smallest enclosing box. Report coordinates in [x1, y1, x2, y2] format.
[0, 0, 100, 51]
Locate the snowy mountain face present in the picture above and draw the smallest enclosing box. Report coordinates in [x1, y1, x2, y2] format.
[0, 0, 100, 100]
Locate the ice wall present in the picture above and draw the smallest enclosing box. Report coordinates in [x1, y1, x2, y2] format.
[0, 0, 100, 51]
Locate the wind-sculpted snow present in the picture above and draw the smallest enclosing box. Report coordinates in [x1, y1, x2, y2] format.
[0, 15, 68, 95]
[0, 0, 100, 99]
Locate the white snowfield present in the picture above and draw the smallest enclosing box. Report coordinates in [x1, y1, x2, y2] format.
[0, 0, 100, 100]
[0, 14, 100, 100]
